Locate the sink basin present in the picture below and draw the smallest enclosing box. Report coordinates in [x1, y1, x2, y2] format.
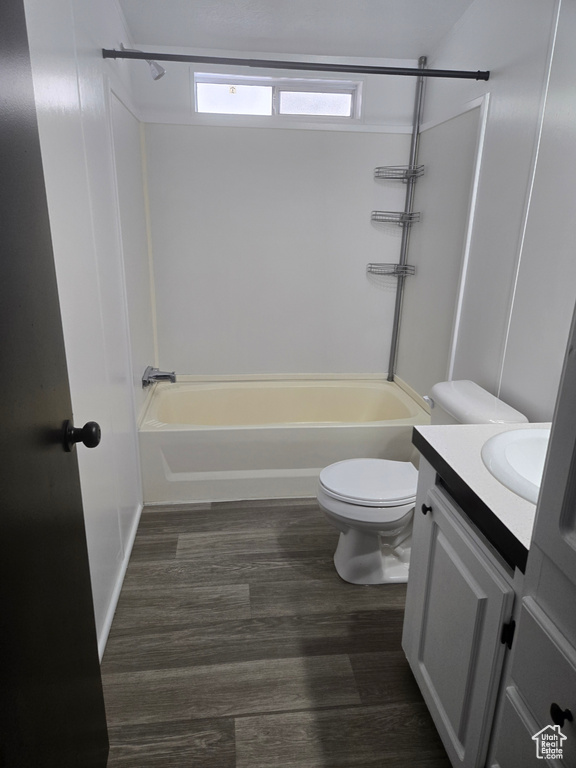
[481, 428, 551, 504]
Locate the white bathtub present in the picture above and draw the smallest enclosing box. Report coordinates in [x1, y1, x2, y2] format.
[139, 376, 429, 503]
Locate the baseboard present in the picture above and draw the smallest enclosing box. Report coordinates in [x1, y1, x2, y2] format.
[97, 502, 143, 661]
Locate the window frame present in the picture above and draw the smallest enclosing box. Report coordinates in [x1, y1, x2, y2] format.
[193, 72, 363, 121]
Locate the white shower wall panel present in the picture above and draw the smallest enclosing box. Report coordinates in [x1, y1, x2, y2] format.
[499, 0, 576, 422]
[110, 94, 157, 415]
[422, 0, 559, 407]
[396, 106, 481, 396]
[144, 124, 409, 375]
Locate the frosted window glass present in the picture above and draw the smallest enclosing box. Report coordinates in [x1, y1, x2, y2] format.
[197, 83, 272, 115]
[279, 91, 352, 117]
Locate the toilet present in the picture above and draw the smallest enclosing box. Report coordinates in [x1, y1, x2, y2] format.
[317, 380, 528, 585]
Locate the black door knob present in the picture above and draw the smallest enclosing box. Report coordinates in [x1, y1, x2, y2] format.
[550, 703, 573, 727]
[421, 503, 432, 515]
[63, 420, 101, 452]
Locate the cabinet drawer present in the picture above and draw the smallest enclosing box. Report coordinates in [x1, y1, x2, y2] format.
[511, 598, 576, 766]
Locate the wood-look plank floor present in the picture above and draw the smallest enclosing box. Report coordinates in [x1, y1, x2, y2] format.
[101, 499, 450, 767]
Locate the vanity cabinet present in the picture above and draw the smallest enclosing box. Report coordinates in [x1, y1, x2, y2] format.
[402, 458, 516, 768]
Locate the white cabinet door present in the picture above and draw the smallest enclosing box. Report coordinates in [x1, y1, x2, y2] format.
[403, 483, 515, 768]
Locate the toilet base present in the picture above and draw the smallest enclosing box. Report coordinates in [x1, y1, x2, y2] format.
[333, 528, 411, 585]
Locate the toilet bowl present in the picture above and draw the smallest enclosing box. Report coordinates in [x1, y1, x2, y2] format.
[318, 458, 418, 584]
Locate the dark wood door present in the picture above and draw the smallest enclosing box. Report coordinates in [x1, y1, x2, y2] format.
[0, 1, 109, 765]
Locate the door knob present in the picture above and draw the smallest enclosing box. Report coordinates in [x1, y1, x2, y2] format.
[63, 420, 101, 452]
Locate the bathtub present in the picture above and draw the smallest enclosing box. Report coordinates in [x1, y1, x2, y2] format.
[139, 376, 429, 503]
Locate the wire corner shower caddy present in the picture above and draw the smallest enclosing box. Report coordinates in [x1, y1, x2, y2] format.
[367, 55, 428, 382]
[374, 164, 425, 181]
[367, 263, 416, 277]
[371, 210, 421, 225]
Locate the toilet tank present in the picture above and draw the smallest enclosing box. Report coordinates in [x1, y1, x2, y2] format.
[428, 380, 528, 425]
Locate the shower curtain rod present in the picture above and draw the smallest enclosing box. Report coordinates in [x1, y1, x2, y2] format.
[101, 49, 490, 80]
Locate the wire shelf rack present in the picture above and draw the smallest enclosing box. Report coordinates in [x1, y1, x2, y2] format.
[366, 263, 416, 277]
[371, 210, 421, 225]
[374, 165, 425, 181]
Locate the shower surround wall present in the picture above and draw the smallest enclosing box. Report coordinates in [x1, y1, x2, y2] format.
[144, 124, 410, 375]
[419, 0, 566, 421]
[110, 93, 157, 415]
[396, 106, 482, 396]
[132, 2, 576, 424]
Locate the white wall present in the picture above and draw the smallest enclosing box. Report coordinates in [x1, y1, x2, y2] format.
[24, 0, 145, 655]
[499, 0, 576, 421]
[110, 93, 157, 413]
[130, 48, 421, 378]
[396, 106, 481, 395]
[145, 123, 410, 374]
[421, 0, 561, 418]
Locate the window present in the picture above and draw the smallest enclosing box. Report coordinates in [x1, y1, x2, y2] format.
[196, 82, 272, 116]
[279, 90, 353, 117]
[194, 74, 361, 119]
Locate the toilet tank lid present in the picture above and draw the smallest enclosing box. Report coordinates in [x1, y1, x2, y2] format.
[429, 380, 528, 424]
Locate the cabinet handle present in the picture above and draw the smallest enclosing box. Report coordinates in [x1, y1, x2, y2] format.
[421, 503, 432, 515]
[550, 703, 573, 727]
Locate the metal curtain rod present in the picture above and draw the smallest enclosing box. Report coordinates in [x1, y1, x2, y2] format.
[102, 49, 490, 80]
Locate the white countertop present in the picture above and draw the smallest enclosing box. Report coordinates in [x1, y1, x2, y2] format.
[415, 422, 551, 552]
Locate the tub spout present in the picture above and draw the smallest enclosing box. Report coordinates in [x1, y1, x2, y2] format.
[142, 366, 176, 387]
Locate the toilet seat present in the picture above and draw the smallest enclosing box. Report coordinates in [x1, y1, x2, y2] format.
[319, 458, 418, 508]
[317, 485, 415, 526]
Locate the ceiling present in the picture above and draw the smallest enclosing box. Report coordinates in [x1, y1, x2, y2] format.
[117, 0, 476, 60]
